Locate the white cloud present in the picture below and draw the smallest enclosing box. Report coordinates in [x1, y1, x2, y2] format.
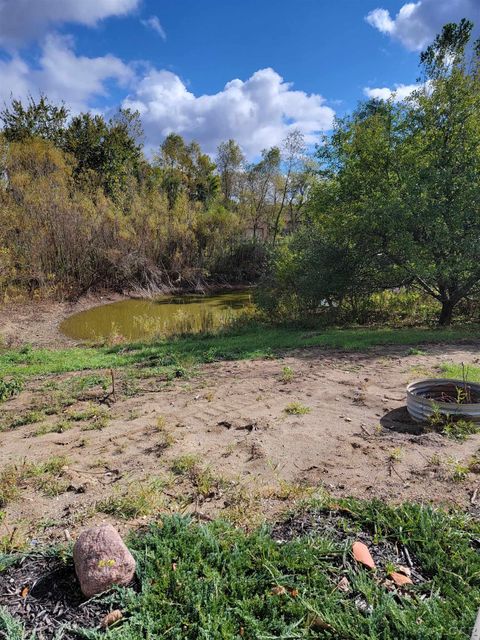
[0, 0, 140, 47]
[141, 16, 167, 41]
[366, 8, 395, 34]
[122, 67, 335, 157]
[363, 83, 421, 101]
[366, 0, 480, 51]
[0, 34, 133, 113]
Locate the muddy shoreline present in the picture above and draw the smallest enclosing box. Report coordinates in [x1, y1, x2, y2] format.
[0, 293, 125, 348]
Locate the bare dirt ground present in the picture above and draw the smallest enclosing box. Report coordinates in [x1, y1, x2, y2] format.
[1, 342, 480, 547]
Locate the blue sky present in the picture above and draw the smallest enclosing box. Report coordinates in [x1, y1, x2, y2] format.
[0, 0, 479, 157]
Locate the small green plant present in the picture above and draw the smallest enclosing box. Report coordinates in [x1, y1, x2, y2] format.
[35, 420, 72, 436]
[0, 409, 45, 432]
[388, 447, 403, 462]
[384, 560, 397, 576]
[156, 415, 167, 430]
[96, 479, 166, 519]
[280, 366, 295, 382]
[443, 419, 479, 441]
[284, 402, 311, 415]
[155, 417, 175, 449]
[171, 454, 199, 475]
[0, 455, 69, 507]
[408, 348, 426, 356]
[0, 377, 23, 403]
[429, 409, 479, 441]
[447, 458, 470, 482]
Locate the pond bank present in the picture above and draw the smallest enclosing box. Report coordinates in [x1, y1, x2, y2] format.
[0, 285, 253, 348]
[0, 293, 125, 349]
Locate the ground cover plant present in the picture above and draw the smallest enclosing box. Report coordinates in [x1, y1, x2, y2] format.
[1, 498, 479, 639]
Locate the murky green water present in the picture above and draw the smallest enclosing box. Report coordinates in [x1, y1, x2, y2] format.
[60, 290, 252, 341]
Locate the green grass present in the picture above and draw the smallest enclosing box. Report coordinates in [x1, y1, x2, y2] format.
[284, 401, 311, 415]
[2, 498, 479, 639]
[441, 362, 480, 382]
[1, 323, 478, 380]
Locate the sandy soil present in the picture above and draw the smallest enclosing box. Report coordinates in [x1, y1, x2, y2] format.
[1, 343, 480, 545]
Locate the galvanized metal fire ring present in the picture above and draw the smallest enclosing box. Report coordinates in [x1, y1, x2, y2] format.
[406, 378, 480, 423]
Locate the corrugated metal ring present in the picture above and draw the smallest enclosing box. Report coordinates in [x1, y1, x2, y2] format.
[407, 378, 480, 423]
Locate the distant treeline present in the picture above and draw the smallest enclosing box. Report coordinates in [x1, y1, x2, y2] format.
[0, 97, 313, 299]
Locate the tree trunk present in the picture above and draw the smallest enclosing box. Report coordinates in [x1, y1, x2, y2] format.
[438, 299, 455, 326]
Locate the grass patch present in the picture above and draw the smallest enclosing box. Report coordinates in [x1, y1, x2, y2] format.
[170, 454, 200, 476]
[0, 409, 46, 432]
[280, 365, 295, 382]
[96, 479, 167, 519]
[0, 456, 69, 507]
[284, 401, 311, 415]
[441, 362, 480, 382]
[2, 499, 473, 639]
[0, 377, 23, 402]
[1, 324, 479, 381]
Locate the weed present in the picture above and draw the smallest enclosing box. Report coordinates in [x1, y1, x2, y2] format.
[35, 476, 69, 497]
[81, 411, 110, 431]
[96, 479, 166, 519]
[35, 420, 72, 436]
[0, 409, 46, 432]
[447, 458, 470, 482]
[66, 404, 107, 422]
[284, 401, 311, 415]
[0, 464, 24, 507]
[155, 415, 167, 430]
[155, 418, 175, 449]
[384, 560, 397, 575]
[388, 447, 403, 462]
[171, 454, 199, 476]
[0, 377, 23, 403]
[429, 453, 442, 466]
[408, 348, 426, 356]
[443, 419, 479, 441]
[0, 456, 68, 507]
[34, 456, 69, 476]
[429, 408, 479, 441]
[280, 366, 295, 382]
[0, 523, 28, 555]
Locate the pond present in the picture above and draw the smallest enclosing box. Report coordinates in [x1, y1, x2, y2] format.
[60, 290, 253, 342]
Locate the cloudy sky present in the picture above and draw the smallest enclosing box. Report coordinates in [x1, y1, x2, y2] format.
[0, 0, 479, 157]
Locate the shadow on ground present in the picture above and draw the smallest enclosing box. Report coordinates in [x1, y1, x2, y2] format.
[381, 406, 425, 435]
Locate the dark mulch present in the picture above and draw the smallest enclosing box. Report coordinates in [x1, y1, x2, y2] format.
[0, 555, 124, 639]
[271, 509, 427, 583]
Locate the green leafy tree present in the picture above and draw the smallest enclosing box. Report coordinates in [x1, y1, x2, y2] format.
[155, 133, 218, 209]
[63, 112, 108, 188]
[0, 95, 68, 146]
[312, 20, 480, 325]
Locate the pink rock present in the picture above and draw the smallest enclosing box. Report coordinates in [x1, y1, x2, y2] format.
[73, 524, 136, 597]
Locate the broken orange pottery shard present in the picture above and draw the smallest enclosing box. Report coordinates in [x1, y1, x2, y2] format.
[352, 541, 375, 569]
[390, 571, 413, 587]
